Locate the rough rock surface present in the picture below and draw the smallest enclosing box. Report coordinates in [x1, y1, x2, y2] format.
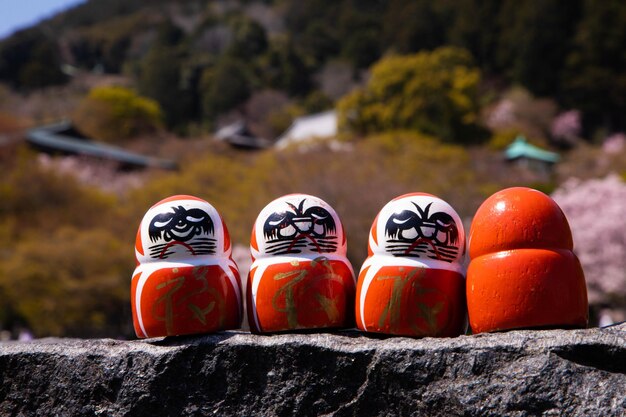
[0, 324, 624, 416]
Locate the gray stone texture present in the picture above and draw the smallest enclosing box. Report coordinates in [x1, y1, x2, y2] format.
[0, 324, 624, 416]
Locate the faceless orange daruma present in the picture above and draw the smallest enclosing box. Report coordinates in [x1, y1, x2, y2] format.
[247, 194, 356, 333]
[131, 195, 242, 338]
[467, 187, 588, 333]
[356, 193, 467, 337]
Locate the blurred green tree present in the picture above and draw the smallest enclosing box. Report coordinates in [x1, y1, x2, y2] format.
[336, 5, 382, 69]
[72, 12, 157, 73]
[0, 29, 67, 89]
[138, 44, 195, 129]
[18, 41, 68, 89]
[341, 28, 381, 69]
[155, 19, 185, 47]
[73, 86, 163, 142]
[496, 0, 581, 96]
[382, 0, 447, 53]
[337, 47, 483, 142]
[227, 16, 268, 59]
[200, 57, 252, 120]
[283, 0, 342, 66]
[446, 0, 503, 74]
[298, 21, 340, 67]
[562, 0, 626, 135]
[258, 38, 311, 96]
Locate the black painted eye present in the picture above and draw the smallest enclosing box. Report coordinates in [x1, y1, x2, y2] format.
[186, 215, 205, 223]
[264, 212, 295, 240]
[303, 206, 336, 235]
[392, 216, 412, 225]
[153, 219, 172, 228]
[267, 215, 287, 226]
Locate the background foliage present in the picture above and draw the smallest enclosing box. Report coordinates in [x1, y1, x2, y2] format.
[73, 86, 163, 142]
[1, 0, 625, 135]
[337, 47, 482, 142]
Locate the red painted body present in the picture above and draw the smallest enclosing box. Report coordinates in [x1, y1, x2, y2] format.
[132, 265, 241, 338]
[356, 265, 466, 337]
[248, 257, 355, 333]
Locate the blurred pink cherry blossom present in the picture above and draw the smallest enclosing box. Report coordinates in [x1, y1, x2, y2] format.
[602, 133, 625, 155]
[552, 175, 626, 308]
[551, 110, 581, 145]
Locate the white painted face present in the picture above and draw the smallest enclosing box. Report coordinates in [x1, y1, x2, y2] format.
[251, 194, 347, 259]
[136, 196, 230, 264]
[369, 193, 465, 265]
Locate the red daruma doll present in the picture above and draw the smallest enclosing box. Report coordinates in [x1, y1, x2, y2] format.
[356, 193, 467, 337]
[247, 194, 356, 333]
[467, 187, 588, 333]
[131, 195, 242, 338]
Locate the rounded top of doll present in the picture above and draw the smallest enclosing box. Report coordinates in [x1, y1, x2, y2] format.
[469, 187, 573, 259]
[135, 195, 232, 264]
[251, 194, 347, 260]
[367, 192, 466, 266]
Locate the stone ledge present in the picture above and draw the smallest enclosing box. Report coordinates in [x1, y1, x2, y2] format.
[0, 324, 624, 416]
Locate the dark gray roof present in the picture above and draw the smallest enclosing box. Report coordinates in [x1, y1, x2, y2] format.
[26, 122, 177, 170]
[214, 120, 272, 149]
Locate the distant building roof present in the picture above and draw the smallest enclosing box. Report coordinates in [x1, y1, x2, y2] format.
[504, 136, 560, 163]
[214, 120, 271, 149]
[275, 110, 337, 149]
[26, 122, 177, 170]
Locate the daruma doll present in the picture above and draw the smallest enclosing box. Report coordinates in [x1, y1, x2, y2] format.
[467, 187, 588, 333]
[131, 195, 242, 338]
[247, 194, 356, 333]
[356, 193, 467, 337]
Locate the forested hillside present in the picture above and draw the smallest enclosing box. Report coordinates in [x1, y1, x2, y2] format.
[1, 0, 625, 136]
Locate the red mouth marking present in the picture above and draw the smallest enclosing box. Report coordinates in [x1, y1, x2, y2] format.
[287, 233, 321, 253]
[405, 237, 442, 260]
[159, 241, 196, 258]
